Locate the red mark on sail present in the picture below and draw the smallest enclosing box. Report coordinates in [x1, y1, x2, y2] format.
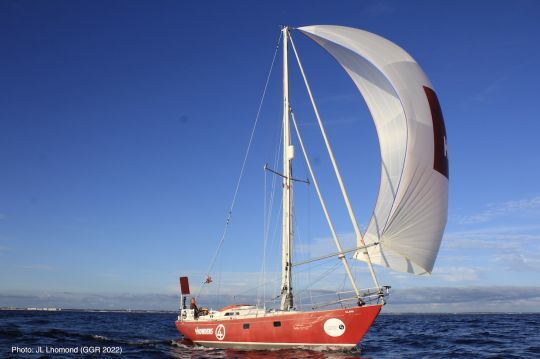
[424, 86, 449, 179]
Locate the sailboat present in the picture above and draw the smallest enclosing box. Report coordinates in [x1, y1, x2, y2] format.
[176, 25, 449, 350]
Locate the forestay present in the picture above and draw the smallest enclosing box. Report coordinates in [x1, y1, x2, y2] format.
[298, 25, 449, 275]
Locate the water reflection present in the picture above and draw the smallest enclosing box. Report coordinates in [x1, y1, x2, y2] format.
[170, 339, 364, 359]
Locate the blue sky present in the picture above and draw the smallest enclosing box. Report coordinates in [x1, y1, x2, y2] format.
[1, 0, 539, 311]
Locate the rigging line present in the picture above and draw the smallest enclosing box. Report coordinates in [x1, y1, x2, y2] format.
[266, 134, 284, 304]
[262, 120, 283, 306]
[292, 242, 380, 267]
[259, 167, 267, 307]
[237, 258, 333, 308]
[234, 273, 282, 298]
[259, 119, 283, 306]
[289, 107, 362, 299]
[233, 241, 337, 307]
[265, 120, 283, 239]
[234, 254, 337, 300]
[270, 204, 283, 301]
[289, 33, 382, 290]
[294, 261, 341, 298]
[197, 32, 283, 298]
[262, 121, 283, 306]
[306, 165, 313, 306]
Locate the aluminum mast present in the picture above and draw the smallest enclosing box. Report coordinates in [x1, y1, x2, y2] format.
[280, 26, 294, 311]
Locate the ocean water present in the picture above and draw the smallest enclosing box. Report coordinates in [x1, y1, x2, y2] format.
[1, 310, 539, 358]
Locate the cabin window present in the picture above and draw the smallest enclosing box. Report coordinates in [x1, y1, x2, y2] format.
[243, 323, 250, 329]
[273, 321, 281, 327]
[224, 312, 232, 316]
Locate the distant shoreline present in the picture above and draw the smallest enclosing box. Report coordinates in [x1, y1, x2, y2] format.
[0, 307, 177, 313]
[1, 307, 538, 315]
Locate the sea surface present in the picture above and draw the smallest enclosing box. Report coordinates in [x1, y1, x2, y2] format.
[1, 310, 539, 358]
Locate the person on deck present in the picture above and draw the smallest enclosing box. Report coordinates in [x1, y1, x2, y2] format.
[190, 297, 199, 318]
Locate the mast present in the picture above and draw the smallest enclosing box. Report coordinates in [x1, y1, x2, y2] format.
[280, 26, 294, 311]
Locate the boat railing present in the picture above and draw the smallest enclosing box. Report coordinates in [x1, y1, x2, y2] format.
[292, 286, 390, 311]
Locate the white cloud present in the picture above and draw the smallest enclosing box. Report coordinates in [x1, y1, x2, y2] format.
[494, 253, 540, 272]
[389, 286, 540, 305]
[471, 74, 508, 103]
[20, 265, 54, 271]
[432, 267, 480, 282]
[295, 233, 357, 258]
[443, 224, 540, 250]
[363, 0, 396, 16]
[440, 223, 540, 275]
[455, 195, 540, 224]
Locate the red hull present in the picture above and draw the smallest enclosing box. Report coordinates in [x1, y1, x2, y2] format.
[176, 305, 381, 349]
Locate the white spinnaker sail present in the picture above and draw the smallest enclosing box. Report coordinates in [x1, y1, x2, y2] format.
[298, 25, 449, 275]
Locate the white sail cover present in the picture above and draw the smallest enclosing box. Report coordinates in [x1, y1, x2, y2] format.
[298, 25, 449, 275]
